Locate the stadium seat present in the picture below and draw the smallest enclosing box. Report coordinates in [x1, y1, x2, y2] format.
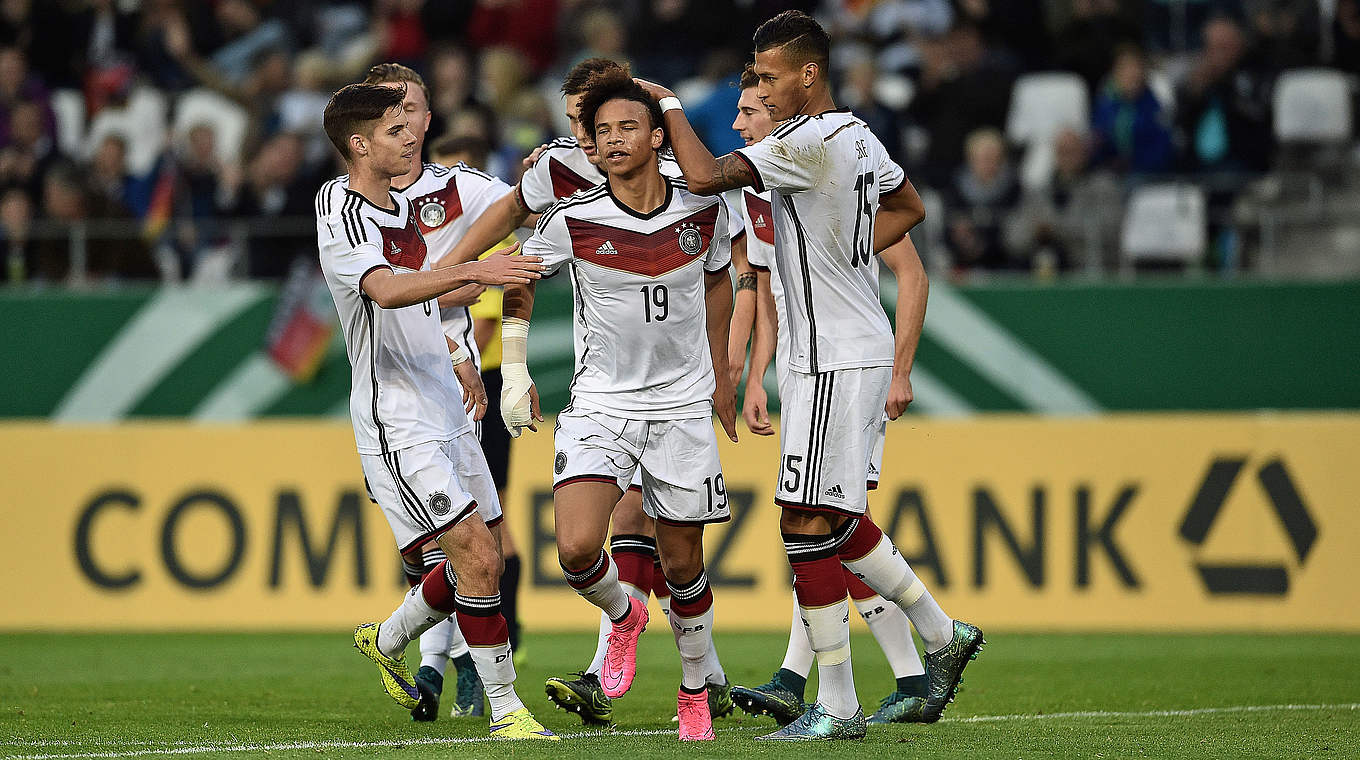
[173, 88, 250, 167]
[1274, 68, 1352, 143]
[1005, 72, 1090, 191]
[1120, 183, 1206, 269]
[84, 86, 169, 176]
[50, 88, 86, 158]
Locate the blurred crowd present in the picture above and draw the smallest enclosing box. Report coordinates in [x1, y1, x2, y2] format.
[0, 0, 1357, 284]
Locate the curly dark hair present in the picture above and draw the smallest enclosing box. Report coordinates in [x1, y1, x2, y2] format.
[577, 67, 668, 150]
[561, 57, 629, 96]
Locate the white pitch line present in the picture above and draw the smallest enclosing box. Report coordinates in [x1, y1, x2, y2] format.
[5, 703, 1358, 759]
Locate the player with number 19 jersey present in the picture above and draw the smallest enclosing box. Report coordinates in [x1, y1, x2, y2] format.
[524, 178, 731, 421]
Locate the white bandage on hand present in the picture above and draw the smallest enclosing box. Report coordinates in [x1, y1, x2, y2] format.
[449, 344, 472, 366]
[500, 317, 534, 437]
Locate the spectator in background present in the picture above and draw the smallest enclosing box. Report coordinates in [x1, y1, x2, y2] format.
[206, 0, 292, 85]
[1175, 15, 1273, 174]
[1091, 44, 1174, 174]
[36, 159, 152, 281]
[678, 50, 746, 156]
[0, 99, 56, 201]
[1006, 128, 1123, 272]
[0, 45, 51, 146]
[1244, 0, 1320, 71]
[1337, 0, 1360, 73]
[375, 0, 428, 68]
[221, 132, 313, 279]
[466, 0, 559, 75]
[425, 44, 483, 143]
[172, 123, 234, 276]
[1051, 0, 1142, 93]
[0, 186, 33, 282]
[822, 0, 953, 75]
[955, 0, 1051, 71]
[907, 24, 1016, 186]
[944, 127, 1021, 272]
[87, 133, 135, 215]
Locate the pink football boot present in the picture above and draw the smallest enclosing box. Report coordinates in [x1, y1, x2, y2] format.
[677, 687, 715, 741]
[600, 596, 648, 698]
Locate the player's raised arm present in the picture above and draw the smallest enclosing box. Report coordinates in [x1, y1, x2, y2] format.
[879, 234, 929, 420]
[635, 79, 755, 195]
[359, 247, 542, 310]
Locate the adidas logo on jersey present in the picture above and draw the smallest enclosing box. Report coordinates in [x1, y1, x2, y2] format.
[389, 240, 402, 257]
[753, 214, 767, 228]
[596, 240, 618, 255]
[824, 484, 845, 499]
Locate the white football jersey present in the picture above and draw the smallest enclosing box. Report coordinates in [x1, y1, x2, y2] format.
[523, 177, 732, 420]
[735, 110, 906, 373]
[731, 187, 788, 372]
[518, 137, 744, 239]
[396, 162, 512, 371]
[316, 176, 471, 454]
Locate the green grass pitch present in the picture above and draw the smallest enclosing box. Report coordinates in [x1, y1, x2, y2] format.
[2, 630, 1357, 759]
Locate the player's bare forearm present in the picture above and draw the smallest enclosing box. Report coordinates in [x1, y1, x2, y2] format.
[874, 178, 926, 253]
[501, 280, 537, 323]
[667, 117, 753, 195]
[726, 236, 757, 386]
[748, 269, 777, 389]
[881, 234, 928, 382]
[363, 253, 541, 310]
[437, 190, 531, 267]
[705, 269, 735, 382]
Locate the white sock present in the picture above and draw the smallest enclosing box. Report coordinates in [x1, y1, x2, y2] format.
[419, 618, 454, 674]
[853, 594, 924, 679]
[586, 611, 610, 675]
[666, 572, 716, 691]
[562, 550, 631, 621]
[801, 597, 858, 718]
[780, 594, 816, 677]
[448, 617, 469, 659]
[704, 641, 727, 685]
[378, 585, 448, 659]
[466, 641, 524, 720]
[843, 533, 953, 652]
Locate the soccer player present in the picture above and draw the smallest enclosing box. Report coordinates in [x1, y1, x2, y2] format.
[725, 63, 936, 727]
[637, 10, 983, 740]
[315, 82, 555, 740]
[498, 69, 738, 741]
[439, 58, 737, 727]
[361, 62, 525, 723]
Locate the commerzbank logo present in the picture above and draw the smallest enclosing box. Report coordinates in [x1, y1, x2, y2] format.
[1178, 457, 1318, 595]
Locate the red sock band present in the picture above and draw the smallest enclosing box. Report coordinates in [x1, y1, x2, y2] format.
[838, 517, 884, 563]
[844, 567, 877, 601]
[419, 560, 458, 613]
[790, 553, 849, 608]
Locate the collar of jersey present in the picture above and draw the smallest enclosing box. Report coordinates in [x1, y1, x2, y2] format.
[391, 164, 426, 194]
[604, 179, 673, 221]
[345, 187, 403, 216]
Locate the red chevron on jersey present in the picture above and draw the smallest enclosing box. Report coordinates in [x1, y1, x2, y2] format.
[568, 205, 719, 277]
[744, 191, 775, 245]
[380, 212, 428, 271]
[550, 157, 598, 199]
[411, 181, 464, 234]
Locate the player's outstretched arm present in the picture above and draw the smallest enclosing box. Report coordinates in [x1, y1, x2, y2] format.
[635, 78, 755, 195]
[446, 336, 488, 420]
[879, 234, 929, 420]
[727, 234, 757, 389]
[742, 268, 777, 436]
[359, 250, 543, 310]
[874, 177, 927, 254]
[705, 268, 738, 443]
[499, 280, 542, 437]
[437, 189, 534, 268]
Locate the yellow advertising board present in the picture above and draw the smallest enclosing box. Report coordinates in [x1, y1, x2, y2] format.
[1, 414, 1356, 631]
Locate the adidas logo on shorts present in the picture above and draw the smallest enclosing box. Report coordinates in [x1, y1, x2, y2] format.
[596, 240, 618, 255]
[824, 484, 845, 499]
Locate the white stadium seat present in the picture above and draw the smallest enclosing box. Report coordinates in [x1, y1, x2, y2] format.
[1120, 183, 1206, 267]
[1273, 68, 1352, 143]
[172, 88, 250, 167]
[1006, 72, 1089, 146]
[84, 86, 168, 176]
[50, 88, 86, 158]
[1006, 72, 1090, 191]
